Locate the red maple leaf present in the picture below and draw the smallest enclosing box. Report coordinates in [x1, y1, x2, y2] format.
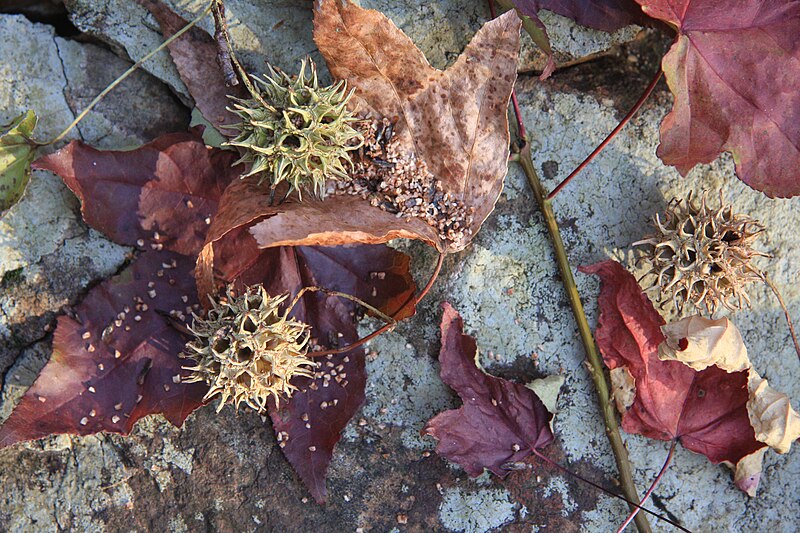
[580, 260, 765, 467]
[638, 0, 800, 197]
[0, 251, 207, 447]
[14, 126, 417, 507]
[424, 303, 554, 477]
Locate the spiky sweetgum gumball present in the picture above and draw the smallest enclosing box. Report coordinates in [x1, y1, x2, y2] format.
[635, 192, 768, 314]
[225, 58, 363, 199]
[182, 285, 315, 413]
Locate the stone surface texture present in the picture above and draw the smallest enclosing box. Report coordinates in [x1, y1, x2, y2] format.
[1, 5, 799, 533]
[0, 15, 187, 375]
[64, 0, 639, 95]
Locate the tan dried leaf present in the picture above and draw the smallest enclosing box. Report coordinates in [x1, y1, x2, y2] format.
[610, 366, 636, 414]
[724, 447, 767, 498]
[658, 315, 750, 373]
[218, 1, 521, 254]
[747, 372, 800, 455]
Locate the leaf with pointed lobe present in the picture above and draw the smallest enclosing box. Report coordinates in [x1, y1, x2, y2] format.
[424, 303, 555, 477]
[0, 251, 207, 448]
[34, 128, 241, 257]
[637, 0, 800, 197]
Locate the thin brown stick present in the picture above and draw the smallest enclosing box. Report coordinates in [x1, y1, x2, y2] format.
[211, 0, 238, 86]
[211, 0, 269, 108]
[308, 252, 446, 357]
[764, 275, 800, 361]
[614, 441, 677, 533]
[529, 448, 689, 533]
[546, 69, 663, 201]
[288, 286, 397, 328]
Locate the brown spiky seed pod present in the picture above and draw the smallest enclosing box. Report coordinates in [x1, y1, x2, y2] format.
[181, 285, 314, 413]
[635, 192, 768, 314]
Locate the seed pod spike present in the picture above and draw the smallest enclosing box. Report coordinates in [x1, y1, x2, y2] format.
[181, 285, 314, 413]
[636, 192, 766, 314]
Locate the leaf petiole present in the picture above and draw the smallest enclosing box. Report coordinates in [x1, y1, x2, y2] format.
[614, 440, 677, 533]
[546, 69, 663, 201]
[309, 252, 445, 357]
[528, 447, 688, 532]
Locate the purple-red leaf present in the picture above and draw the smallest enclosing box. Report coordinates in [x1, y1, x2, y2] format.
[34, 129, 240, 256]
[36, 123, 417, 502]
[424, 303, 554, 477]
[136, 0, 245, 133]
[513, 0, 651, 32]
[580, 260, 764, 467]
[638, 0, 800, 197]
[217, 240, 417, 503]
[0, 251, 207, 448]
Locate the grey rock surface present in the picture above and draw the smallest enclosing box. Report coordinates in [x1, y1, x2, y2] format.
[0, 13, 188, 375]
[64, 0, 639, 99]
[1, 6, 799, 533]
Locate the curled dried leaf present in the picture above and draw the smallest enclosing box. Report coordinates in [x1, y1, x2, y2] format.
[659, 315, 749, 373]
[747, 373, 800, 455]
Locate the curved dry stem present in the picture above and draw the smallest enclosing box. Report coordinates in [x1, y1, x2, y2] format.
[529, 448, 689, 533]
[763, 275, 800, 361]
[308, 251, 445, 357]
[47, 2, 214, 146]
[546, 69, 663, 201]
[211, 0, 269, 108]
[614, 441, 677, 533]
[287, 286, 397, 327]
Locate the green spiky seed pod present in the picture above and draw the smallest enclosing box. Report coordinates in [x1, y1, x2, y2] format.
[225, 58, 363, 199]
[635, 192, 768, 314]
[181, 285, 314, 413]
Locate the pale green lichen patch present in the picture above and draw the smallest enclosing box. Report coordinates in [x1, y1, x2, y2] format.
[438, 486, 517, 532]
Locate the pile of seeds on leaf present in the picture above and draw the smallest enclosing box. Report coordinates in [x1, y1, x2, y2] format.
[334, 117, 473, 246]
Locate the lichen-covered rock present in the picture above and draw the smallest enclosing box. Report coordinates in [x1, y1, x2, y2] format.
[0, 13, 188, 374]
[64, 0, 640, 99]
[1, 8, 798, 533]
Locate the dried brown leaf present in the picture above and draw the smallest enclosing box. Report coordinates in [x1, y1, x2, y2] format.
[203, 1, 521, 260]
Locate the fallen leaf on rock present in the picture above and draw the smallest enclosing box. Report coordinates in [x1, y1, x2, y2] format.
[637, 0, 800, 197]
[0, 110, 38, 213]
[34, 128, 240, 257]
[267, 319, 365, 504]
[229, 242, 415, 503]
[511, 0, 651, 43]
[136, 0, 245, 134]
[0, 251, 208, 448]
[424, 303, 554, 477]
[34, 124, 417, 503]
[582, 259, 800, 495]
[200, 0, 521, 265]
[659, 315, 749, 372]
